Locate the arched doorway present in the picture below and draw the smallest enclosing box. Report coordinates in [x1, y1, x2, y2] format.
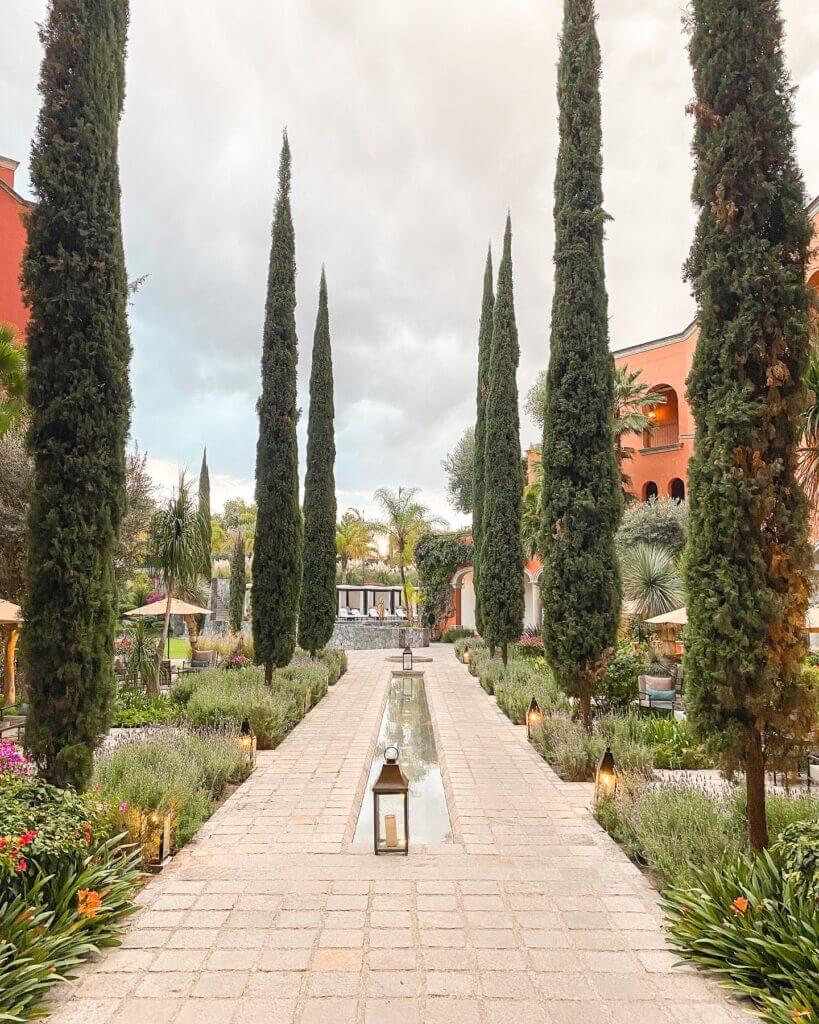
[644, 384, 680, 449]
[449, 565, 475, 631]
[669, 478, 685, 501]
[643, 481, 659, 501]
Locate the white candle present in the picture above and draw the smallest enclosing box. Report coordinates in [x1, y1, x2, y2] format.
[385, 813, 398, 848]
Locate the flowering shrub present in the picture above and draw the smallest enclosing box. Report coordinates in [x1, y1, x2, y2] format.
[224, 653, 250, 669]
[0, 740, 35, 777]
[512, 633, 545, 657]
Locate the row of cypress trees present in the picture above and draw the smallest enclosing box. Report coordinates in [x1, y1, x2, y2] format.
[251, 133, 339, 679]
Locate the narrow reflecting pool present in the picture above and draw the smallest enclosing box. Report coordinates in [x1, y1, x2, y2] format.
[354, 674, 452, 846]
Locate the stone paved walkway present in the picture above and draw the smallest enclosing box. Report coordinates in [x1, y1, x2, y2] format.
[49, 648, 749, 1024]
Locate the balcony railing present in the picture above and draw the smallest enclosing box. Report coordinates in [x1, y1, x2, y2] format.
[643, 422, 680, 449]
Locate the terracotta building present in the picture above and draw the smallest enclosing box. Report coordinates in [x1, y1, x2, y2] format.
[0, 155, 32, 342]
[447, 196, 819, 632]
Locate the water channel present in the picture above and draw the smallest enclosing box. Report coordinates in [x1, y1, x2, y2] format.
[353, 672, 452, 846]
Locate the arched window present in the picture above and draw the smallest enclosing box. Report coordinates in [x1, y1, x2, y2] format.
[644, 384, 680, 448]
[644, 481, 659, 501]
[669, 478, 685, 501]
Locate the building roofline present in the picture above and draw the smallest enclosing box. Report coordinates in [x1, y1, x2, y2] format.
[0, 178, 35, 209]
[808, 195, 819, 220]
[612, 318, 699, 360]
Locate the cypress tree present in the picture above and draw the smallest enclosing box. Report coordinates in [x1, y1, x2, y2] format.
[252, 132, 302, 681]
[540, 0, 622, 730]
[471, 246, 494, 640]
[21, 0, 131, 789]
[298, 270, 337, 655]
[198, 447, 212, 579]
[481, 215, 524, 665]
[228, 533, 246, 634]
[683, 0, 814, 851]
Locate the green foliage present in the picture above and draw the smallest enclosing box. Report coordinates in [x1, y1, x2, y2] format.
[481, 216, 524, 653]
[120, 618, 159, 689]
[471, 247, 494, 636]
[198, 448, 212, 577]
[442, 627, 474, 643]
[442, 426, 475, 515]
[22, 0, 132, 790]
[252, 132, 303, 672]
[599, 638, 646, 711]
[683, 0, 814, 846]
[540, 0, 622, 718]
[663, 850, 819, 1022]
[299, 271, 338, 654]
[0, 323, 27, 440]
[616, 497, 687, 557]
[111, 687, 174, 728]
[774, 821, 819, 900]
[414, 532, 474, 624]
[94, 729, 250, 848]
[620, 543, 684, 620]
[228, 533, 247, 633]
[535, 717, 654, 782]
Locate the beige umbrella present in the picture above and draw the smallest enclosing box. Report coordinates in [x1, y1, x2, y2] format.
[645, 606, 688, 626]
[804, 606, 819, 633]
[125, 599, 211, 617]
[0, 599, 24, 706]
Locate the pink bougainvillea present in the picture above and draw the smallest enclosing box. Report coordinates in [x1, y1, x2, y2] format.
[0, 741, 35, 777]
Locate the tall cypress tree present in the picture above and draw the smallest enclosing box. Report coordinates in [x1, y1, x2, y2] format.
[22, 0, 131, 789]
[198, 448, 212, 579]
[540, 0, 622, 730]
[252, 132, 302, 682]
[471, 246, 494, 640]
[683, 0, 813, 852]
[228, 533, 246, 634]
[298, 270, 337, 655]
[481, 215, 524, 665]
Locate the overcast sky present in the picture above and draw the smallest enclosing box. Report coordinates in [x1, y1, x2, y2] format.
[4, 1, 819, 526]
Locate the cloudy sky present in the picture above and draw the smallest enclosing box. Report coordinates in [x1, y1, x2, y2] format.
[4, 1, 819, 525]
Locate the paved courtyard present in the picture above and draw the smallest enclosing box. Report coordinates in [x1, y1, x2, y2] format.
[48, 647, 749, 1023]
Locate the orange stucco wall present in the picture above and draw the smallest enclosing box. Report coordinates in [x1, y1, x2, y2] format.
[0, 159, 31, 341]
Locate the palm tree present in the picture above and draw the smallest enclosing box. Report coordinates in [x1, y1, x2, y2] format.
[521, 459, 542, 560]
[620, 543, 684, 620]
[614, 365, 667, 491]
[147, 472, 208, 693]
[0, 323, 26, 439]
[335, 510, 373, 583]
[798, 294, 819, 509]
[372, 487, 444, 620]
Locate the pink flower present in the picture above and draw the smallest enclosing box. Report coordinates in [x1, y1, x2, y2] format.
[118, 802, 128, 813]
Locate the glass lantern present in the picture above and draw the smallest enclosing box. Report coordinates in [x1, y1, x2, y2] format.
[372, 745, 409, 855]
[526, 697, 542, 739]
[238, 717, 257, 769]
[402, 645, 413, 672]
[145, 810, 173, 868]
[595, 746, 618, 801]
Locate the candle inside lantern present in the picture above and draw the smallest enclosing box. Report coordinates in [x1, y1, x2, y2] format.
[385, 813, 398, 848]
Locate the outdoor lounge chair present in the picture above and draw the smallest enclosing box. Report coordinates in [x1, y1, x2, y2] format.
[637, 673, 678, 714]
[338, 607, 351, 619]
[190, 649, 217, 670]
[367, 607, 381, 620]
[395, 607, 407, 620]
[349, 609, 363, 619]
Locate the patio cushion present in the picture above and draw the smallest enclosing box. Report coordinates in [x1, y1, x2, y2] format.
[646, 688, 677, 702]
[644, 675, 675, 691]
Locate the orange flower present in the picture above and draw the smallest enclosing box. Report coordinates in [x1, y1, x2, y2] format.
[730, 897, 749, 917]
[77, 889, 103, 919]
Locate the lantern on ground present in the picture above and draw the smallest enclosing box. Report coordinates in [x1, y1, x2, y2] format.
[402, 645, 413, 672]
[372, 745, 409, 855]
[238, 717, 257, 769]
[526, 697, 542, 739]
[401, 674, 414, 699]
[595, 746, 618, 801]
[145, 811, 173, 868]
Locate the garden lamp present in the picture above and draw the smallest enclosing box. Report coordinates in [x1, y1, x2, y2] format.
[402, 645, 413, 672]
[372, 745, 409, 855]
[526, 697, 542, 739]
[595, 746, 618, 801]
[238, 716, 257, 769]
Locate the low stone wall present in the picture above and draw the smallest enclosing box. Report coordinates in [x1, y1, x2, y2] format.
[326, 622, 429, 651]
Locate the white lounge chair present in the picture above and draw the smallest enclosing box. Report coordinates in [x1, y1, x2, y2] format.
[367, 607, 381, 619]
[338, 608, 351, 619]
[349, 608, 363, 619]
[395, 607, 407, 620]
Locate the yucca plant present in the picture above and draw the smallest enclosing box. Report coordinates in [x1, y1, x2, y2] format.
[620, 543, 684, 620]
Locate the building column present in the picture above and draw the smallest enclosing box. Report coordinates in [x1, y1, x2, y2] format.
[453, 585, 462, 627]
[3, 625, 19, 705]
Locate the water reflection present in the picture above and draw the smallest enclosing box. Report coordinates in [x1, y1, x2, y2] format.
[354, 675, 452, 845]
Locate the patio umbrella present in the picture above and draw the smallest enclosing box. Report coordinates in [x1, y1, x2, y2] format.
[0, 598, 23, 705]
[804, 606, 819, 633]
[645, 606, 688, 626]
[124, 599, 211, 659]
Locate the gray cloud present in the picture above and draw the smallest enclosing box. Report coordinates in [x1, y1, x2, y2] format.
[3, 0, 819, 523]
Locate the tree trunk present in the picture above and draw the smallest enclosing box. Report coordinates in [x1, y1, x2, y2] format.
[579, 684, 592, 733]
[745, 725, 769, 852]
[152, 590, 173, 697]
[489, 643, 496, 658]
[2, 626, 19, 705]
[501, 642, 508, 667]
[264, 662, 273, 687]
[341, 559, 348, 585]
[399, 562, 410, 624]
[184, 614, 199, 657]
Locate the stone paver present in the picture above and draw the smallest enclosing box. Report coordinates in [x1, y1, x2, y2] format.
[48, 648, 750, 1022]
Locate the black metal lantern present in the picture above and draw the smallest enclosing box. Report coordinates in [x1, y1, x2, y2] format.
[526, 697, 542, 739]
[402, 645, 413, 672]
[595, 746, 618, 801]
[145, 810, 173, 868]
[238, 716, 257, 769]
[372, 745, 409, 855]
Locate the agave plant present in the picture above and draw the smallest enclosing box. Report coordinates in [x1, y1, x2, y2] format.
[620, 543, 684, 620]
